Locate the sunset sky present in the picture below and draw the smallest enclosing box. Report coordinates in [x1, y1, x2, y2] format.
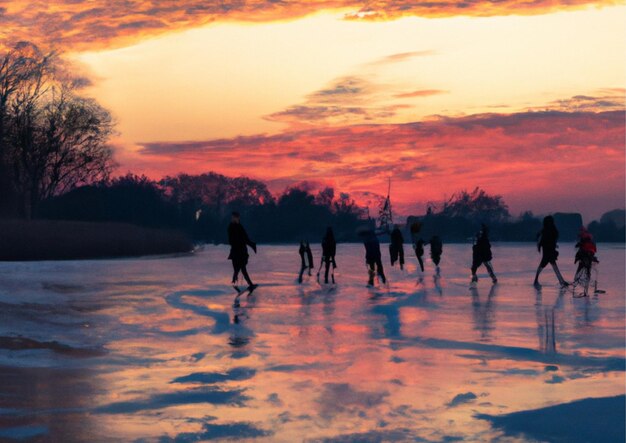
[1, 1, 624, 221]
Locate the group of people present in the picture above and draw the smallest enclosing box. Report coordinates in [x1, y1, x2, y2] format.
[468, 216, 600, 293]
[227, 211, 599, 294]
[533, 215, 600, 295]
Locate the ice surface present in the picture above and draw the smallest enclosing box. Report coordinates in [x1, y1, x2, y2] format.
[0, 243, 623, 441]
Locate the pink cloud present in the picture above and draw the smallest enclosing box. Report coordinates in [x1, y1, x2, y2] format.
[128, 106, 625, 220]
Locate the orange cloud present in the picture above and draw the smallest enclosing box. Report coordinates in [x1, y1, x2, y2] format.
[0, 1, 619, 51]
[393, 89, 448, 99]
[129, 102, 625, 220]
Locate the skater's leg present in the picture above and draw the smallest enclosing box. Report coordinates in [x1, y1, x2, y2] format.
[533, 264, 544, 285]
[367, 262, 375, 286]
[232, 263, 240, 284]
[240, 265, 253, 287]
[376, 258, 386, 284]
[485, 261, 497, 283]
[324, 260, 330, 284]
[399, 247, 405, 270]
[471, 261, 480, 282]
[298, 264, 306, 283]
[550, 262, 568, 286]
[417, 256, 424, 273]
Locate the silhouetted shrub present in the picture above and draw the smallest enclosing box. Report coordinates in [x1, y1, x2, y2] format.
[0, 220, 192, 260]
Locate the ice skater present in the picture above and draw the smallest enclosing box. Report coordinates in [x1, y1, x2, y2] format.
[430, 235, 443, 275]
[410, 221, 425, 273]
[361, 228, 386, 286]
[298, 240, 314, 283]
[414, 238, 426, 272]
[533, 215, 568, 288]
[319, 227, 337, 284]
[389, 225, 405, 270]
[471, 224, 497, 285]
[227, 211, 258, 292]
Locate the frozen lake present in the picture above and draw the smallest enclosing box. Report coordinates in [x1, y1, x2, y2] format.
[0, 243, 624, 442]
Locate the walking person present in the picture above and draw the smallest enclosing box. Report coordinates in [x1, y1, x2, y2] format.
[320, 227, 337, 284]
[389, 225, 405, 270]
[533, 215, 569, 288]
[414, 238, 426, 272]
[430, 235, 443, 274]
[298, 240, 314, 284]
[228, 211, 257, 291]
[410, 221, 425, 273]
[471, 224, 497, 285]
[362, 228, 387, 286]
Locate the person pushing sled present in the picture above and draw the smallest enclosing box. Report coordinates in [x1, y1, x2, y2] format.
[572, 227, 604, 297]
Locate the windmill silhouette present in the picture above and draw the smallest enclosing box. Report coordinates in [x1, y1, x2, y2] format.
[377, 177, 393, 233]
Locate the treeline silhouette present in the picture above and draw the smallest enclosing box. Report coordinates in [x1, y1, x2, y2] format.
[408, 188, 624, 242]
[39, 173, 367, 243]
[38, 177, 624, 244]
[0, 43, 114, 220]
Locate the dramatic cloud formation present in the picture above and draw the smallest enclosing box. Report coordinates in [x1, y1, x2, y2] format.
[0, 0, 619, 51]
[132, 98, 625, 219]
[266, 71, 439, 127]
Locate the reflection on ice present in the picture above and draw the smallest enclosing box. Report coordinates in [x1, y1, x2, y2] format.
[0, 243, 623, 441]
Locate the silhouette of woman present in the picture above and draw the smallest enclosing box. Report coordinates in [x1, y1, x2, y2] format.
[533, 215, 568, 287]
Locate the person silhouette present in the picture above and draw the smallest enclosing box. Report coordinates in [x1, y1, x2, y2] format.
[414, 238, 425, 272]
[573, 226, 599, 296]
[227, 211, 257, 291]
[362, 228, 386, 286]
[533, 215, 568, 287]
[321, 227, 337, 284]
[389, 225, 405, 270]
[298, 240, 314, 283]
[471, 224, 497, 285]
[429, 235, 443, 274]
[410, 221, 426, 273]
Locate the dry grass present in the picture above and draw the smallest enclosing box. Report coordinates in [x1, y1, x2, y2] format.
[0, 220, 192, 261]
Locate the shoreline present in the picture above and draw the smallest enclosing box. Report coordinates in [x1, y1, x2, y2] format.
[0, 220, 193, 261]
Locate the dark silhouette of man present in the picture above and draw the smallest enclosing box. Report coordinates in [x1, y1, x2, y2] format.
[471, 224, 497, 284]
[414, 238, 425, 272]
[430, 235, 443, 271]
[363, 228, 386, 286]
[321, 227, 337, 284]
[228, 211, 257, 290]
[389, 225, 405, 270]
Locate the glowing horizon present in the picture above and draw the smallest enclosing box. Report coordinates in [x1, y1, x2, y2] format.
[2, 2, 624, 221]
